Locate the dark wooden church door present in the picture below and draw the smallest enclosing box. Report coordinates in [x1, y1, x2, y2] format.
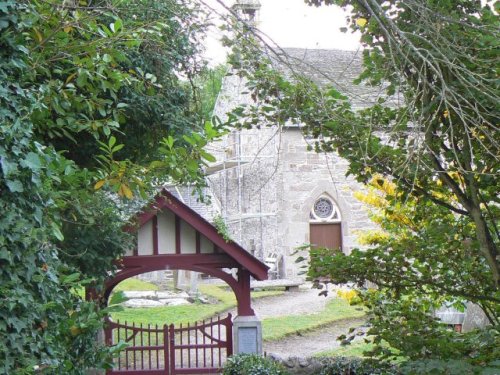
[309, 223, 342, 250]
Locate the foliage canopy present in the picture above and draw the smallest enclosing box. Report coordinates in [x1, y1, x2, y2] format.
[223, 0, 499, 370]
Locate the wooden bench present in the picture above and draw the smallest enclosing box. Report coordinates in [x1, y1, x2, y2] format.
[250, 279, 303, 292]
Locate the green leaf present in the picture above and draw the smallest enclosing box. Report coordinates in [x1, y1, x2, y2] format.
[200, 150, 216, 163]
[108, 291, 128, 306]
[0, 157, 17, 177]
[295, 256, 306, 263]
[51, 222, 64, 241]
[6, 179, 23, 192]
[62, 273, 81, 284]
[110, 19, 122, 33]
[22, 152, 41, 171]
[0, 248, 11, 261]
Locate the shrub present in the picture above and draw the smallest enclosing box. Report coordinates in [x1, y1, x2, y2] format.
[314, 357, 399, 375]
[224, 354, 290, 375]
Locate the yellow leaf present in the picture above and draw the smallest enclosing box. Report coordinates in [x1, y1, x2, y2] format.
[119, 184, 133, 199]
[65, 73, 77, 85]
[34, 28, 43, 42]
[69, 325, 81, 336]
[356, 18, 368, 27]
[63, 25, 73, 33]
[94, 180, 106, 190]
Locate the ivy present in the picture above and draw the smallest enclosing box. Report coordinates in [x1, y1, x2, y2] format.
[0, 1, 223, 373]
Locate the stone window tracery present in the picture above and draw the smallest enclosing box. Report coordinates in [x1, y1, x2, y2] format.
[310, 196, 340, 222]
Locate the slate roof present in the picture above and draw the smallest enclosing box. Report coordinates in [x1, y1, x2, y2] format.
[271, 48, 391, 110]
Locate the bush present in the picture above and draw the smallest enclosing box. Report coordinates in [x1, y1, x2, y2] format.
[314, 357, 399, 375]
[224, 354, 290, 375]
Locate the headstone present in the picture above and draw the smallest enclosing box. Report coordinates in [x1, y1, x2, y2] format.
[123, 291, 156, 299]
[434, 305, 465, 325]
[123, 299, 163, 308]
[462, 302, 490, 332]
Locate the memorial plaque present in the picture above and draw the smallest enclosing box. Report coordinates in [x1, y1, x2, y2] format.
[238, 327, 258, 354]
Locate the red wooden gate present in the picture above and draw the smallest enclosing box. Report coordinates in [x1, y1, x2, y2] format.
[104, 314, 233, 375]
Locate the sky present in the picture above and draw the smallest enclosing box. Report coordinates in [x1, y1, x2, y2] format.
[202, 0, 361, 65]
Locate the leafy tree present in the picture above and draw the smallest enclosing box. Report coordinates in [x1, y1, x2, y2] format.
[220, 0, 499, 369]
[0, 0, 221, 373]
[195, 64, 228, 122]
[308, 177, 499, 369]
[303, 0, 499, 289]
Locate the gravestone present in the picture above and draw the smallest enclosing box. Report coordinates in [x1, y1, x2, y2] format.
[462, 302, 490, 332]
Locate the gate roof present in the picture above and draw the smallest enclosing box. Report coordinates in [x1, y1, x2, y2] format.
[126, 189, 269, 280]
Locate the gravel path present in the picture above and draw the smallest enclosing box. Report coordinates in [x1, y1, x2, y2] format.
[230, 284, 367, 358]
[251, 286, 336, 319]
[263, 317, 366, 357]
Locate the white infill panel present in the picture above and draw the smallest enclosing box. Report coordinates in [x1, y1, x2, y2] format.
[124, 246, 135, 257]
[137, 220, 153, 255]
[157, 211, 176, 254]
[180, 221, 196, 254]
[200, 235, 214, 254]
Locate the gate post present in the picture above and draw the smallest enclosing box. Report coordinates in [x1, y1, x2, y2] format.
[232, 315, 262, 355]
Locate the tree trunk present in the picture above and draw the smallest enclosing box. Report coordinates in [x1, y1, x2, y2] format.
[470, 206, 500, 289]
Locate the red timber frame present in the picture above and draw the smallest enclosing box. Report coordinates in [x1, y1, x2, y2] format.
[96, 189, 269, 317]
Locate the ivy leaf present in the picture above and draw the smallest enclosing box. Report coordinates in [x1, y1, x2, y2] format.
[0, 157, 17, 177]
[21, 152, 41, 171]
[6, 180, 23, 192]
[0, 248, 11, 262]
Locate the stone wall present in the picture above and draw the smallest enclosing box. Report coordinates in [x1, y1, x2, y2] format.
[267, 354, 325, 375]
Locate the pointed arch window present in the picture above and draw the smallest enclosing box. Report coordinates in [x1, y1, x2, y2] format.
[309, 195, 342, 250]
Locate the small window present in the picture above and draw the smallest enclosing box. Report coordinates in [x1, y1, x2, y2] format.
[310, 196, 340, 222]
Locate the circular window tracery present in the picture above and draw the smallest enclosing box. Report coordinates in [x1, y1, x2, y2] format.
[314, 198, 333, 218]
[310, 196, 340, 222]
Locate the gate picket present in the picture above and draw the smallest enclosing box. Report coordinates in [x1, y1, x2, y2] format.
[105, 314, 232, 375]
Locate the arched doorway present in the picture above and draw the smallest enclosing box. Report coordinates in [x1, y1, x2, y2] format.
[309, 194, 342, 250]
[88, 189, 269, 374]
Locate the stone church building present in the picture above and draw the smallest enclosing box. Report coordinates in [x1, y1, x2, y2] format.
[194, 0, 381, 279]
[205, 46, 378, 279]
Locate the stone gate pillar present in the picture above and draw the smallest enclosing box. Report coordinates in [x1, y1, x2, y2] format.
[232, 268, 263, 355]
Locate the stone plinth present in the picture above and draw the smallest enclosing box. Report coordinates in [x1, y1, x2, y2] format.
[233, 315, 262, 355]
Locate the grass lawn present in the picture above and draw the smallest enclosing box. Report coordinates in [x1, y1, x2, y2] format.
[262, 299, 366, 341]
[113, 278, 160, 292]
[110, 279, 367, 342]
[111, 283, 283, 326]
